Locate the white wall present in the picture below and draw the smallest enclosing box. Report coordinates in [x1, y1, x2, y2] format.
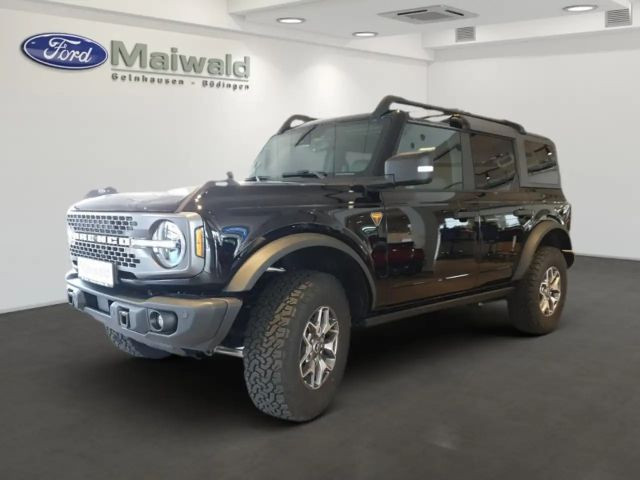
[428, 33, 640, 261]
[0, 7, 428, 313]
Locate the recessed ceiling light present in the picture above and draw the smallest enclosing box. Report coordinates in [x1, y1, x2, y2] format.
[353, 31, 378, 38]
[277, 17, 305, 24]
[563, 5, 598, 13]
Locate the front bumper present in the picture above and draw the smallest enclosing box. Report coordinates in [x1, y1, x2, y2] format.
[65, 272, 242, 356]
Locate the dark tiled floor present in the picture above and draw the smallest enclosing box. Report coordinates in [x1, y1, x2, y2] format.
[1, 256, 639, 479]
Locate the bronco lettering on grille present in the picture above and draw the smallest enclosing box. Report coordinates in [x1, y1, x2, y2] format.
[69, 232, 131, 246]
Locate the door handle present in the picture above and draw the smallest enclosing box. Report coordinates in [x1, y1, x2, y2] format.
[513, 208, 533, 217]
[455, 209, 473, 221]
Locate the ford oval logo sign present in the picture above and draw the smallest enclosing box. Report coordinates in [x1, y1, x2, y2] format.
[22, 33, 108, 70]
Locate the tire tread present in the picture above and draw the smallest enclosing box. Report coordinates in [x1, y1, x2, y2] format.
[105, 327, 171, 359]
[509, 246, 567, 335]
[243, 270, 350, 421]
[243, 271, 317, 420]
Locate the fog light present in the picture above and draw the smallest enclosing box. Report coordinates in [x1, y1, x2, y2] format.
[149, 310, 178, 334]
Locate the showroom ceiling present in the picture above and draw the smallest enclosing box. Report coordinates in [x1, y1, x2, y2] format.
[232, 0, 631, 38]
[12, 0, 639, 59]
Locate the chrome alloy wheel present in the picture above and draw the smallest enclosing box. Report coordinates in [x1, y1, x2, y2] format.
[539, 266, 562, 317]
[299, 306, 340, 390]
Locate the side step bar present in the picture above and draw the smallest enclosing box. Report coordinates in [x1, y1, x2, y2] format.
[363, 287, 514, 328]
[213, 346, 244, 358]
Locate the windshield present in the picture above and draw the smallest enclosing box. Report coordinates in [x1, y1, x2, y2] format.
[249, 118, 387, 181]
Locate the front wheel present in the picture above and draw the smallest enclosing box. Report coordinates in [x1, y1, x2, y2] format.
[243, 271, 351, 422]
[508, 246, 568, 335]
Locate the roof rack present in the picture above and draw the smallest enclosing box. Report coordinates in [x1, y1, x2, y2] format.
[277, 114, 317, 134]
[373, 95, 526, 134]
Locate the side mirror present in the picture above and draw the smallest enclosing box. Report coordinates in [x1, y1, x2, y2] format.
[384, 151, 434, 185]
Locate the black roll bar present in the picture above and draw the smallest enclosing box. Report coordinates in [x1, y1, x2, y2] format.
[373, 95, 526, 134]
[277, 114, 317, 134]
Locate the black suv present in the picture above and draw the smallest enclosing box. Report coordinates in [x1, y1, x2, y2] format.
[66, 96, 573, 421]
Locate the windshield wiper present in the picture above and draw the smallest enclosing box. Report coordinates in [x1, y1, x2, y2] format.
[281, 170, 328, 179]
[245, 175, 274, 182]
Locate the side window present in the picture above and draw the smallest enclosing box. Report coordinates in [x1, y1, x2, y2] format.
[525, 140, 560, 186]
[334, 120, 384, 175]
[396, 123, 464, 191]
[470, 133, 516, 190]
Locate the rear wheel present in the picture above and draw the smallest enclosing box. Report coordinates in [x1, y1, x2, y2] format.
[508, 246, 568, 335]
[105, 327, 172, 359]
[243, 271, 350, 422]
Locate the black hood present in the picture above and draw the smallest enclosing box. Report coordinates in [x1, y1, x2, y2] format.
[179, 179, 385, 214]
[72, 179, 379, 213]
[71, 186, 199, 213]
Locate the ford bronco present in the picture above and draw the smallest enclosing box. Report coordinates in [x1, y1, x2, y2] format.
[66, 96, 573, 421]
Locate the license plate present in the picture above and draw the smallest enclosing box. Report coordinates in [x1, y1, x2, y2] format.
[77, 257, 115, 288]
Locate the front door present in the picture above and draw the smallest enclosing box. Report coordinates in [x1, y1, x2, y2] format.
[378, 122, 480, 307]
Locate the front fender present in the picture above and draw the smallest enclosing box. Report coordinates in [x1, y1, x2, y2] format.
[222, 233, 377, 307]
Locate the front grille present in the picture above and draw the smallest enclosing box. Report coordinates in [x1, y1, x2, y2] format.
[67, 213, 139, 269]
[67, 213, 136, 236]
[70, 240, 140, 268]
[66, 210, 205, 280]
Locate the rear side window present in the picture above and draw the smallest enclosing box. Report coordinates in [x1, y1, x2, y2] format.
[525, 140, 560, 186]
[470, 133, 516, 190]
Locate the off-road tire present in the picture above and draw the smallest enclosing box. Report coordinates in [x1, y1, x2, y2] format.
[508, 246, 568, 335]
[105, 327, 172, 359]
[243, 270, 351, 422]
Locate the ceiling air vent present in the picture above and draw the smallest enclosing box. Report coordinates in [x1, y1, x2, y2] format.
[456, 26, 476, 42]
[379, 5, 478, 24]
[605, 8, 632, 28]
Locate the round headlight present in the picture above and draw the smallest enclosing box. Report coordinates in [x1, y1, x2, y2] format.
[152, 221, 186, 268]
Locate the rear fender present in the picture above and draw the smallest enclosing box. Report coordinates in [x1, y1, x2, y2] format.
[513, 221, 574, 280]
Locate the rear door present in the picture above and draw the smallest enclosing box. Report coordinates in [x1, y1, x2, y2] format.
[465, 132, 529, 287]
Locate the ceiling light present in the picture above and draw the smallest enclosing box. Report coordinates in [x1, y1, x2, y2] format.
[277, 17, 305, 24]
[353, 31, 378, 38]
[563, 5, 598, 13]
